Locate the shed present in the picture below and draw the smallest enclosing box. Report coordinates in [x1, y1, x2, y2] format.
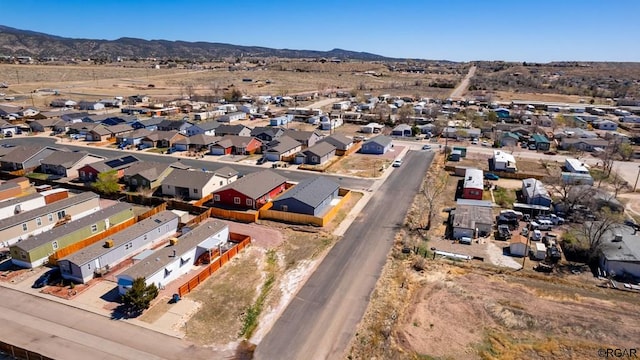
[462, 168, 483, 200]
[509, 236, 528, 257]
[534, 242, 547, 260]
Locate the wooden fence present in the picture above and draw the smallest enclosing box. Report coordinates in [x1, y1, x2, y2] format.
[183, 208, 212, 228]
[48, 217, 137, 265]
[444, 165, 545, 180]
[177, 234, 251, 297]
[193, 193, 213, 207]
[259, 189, 352, 227]
[0, 340, 54, 360]
[210, 207, 259, 223]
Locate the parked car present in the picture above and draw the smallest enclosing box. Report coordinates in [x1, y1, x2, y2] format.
[422, 144, 432, 150]
[256, 157, 267, 165]
[392, 159, 403, 167]
[528, 143, 537, 150]
[484, 172, 499, 180]
[496, 225, 511, 240]
[471, 139, 479, 145]
[32, 268, 61, 288]
[4, 132, 12, 138]
[532, 230, 542, 241]
[137, 143, 150, 150]
[459, 237, 472, 245]
[481, 141, 490, 147]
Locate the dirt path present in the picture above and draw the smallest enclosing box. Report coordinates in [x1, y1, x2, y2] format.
[449, 65, 476, 100]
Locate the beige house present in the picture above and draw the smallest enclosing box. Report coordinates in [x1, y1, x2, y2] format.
[161, 167, 238, 200]
[0, 192, 101, 247]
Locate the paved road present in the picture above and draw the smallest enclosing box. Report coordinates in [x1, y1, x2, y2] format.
[1, 137, 375, 190]
[0, 287, 211, 360]
[449, 65, 476, 100]
[255, 150, 434, 360]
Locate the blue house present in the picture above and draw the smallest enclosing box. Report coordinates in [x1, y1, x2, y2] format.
[131, 117, 165, 131]
[495, 108, 510, 119]
[360, 135, 393, 154]
[270, 115, 293, 126]
[271, 177, 339, 216]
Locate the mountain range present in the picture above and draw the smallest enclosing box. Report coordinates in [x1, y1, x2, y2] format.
[0, 25, 393, 61]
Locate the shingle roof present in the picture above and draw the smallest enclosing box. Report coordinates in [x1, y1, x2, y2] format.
[84, 155, 139, 173]
[0, 192, 42, 210]
[266, 136, 301, 154]
[0, 145, 53, 164]
[303, 141, 336, 158]
[40, 150, 89, 168]
[60, 211, 179, 267]
[143, 130, 180, 142]
[213, 135, 259, 148]
[215, 124, 248, 136]
[13, 202, 134, 252]
[90, 125, 112, 136]
[320, 133, 352, 148]
[119, 219, 227, 280]
[124, 161, 173, 181]
[193, 121, 221, 131]
[216, 170, 287, 199]
[107, 124, 134, 134]
[0, 192, 99, 231]
[214, 166, 239, 179]
[162, 169, 216, 189]
[176, 134, 219, 146]
[274, 177, 339, 208]
[363, 135, 392, 147]
[282, 129, 322, 142]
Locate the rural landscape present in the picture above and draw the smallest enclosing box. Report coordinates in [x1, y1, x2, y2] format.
[0, 14, 640, 360]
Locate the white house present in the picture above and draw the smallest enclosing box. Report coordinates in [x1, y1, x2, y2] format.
[116, 219, 229, 295]
[216, 104, 237, 113]
[218, 112, 246, 123]
[360, 123, 385, 134]
[493, 150, 517, 172]
[594, 119, 618, 131]
[161, 167, 238, 200]
[186, 121, 220, 136]
[599, 230, 640, 280]
[565, 158, 589, 174]
[239, 104, 257, 114]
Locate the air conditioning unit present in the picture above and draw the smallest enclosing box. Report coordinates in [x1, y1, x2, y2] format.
[104, 239, 114, 248]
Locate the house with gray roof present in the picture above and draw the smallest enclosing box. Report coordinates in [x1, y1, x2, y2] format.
[319, 133, 353, 154]
[600, 227, 640, 280]
[131, 117, 165, 131]
[10, 202, 135, 268]
[28, 118, 66, 133]
[391, 124, 413, 137]
[40, 150, 104, 178]
[299, 141, 336, 165]
[214, 124, 251, 137]
[161, 168, 238, 200]
[360, 135, 393, 154]
[116, 219, 229, 295]
[173, 134, 219, 152]
[58, 211, 180, 284]
[77, 155, 140, 182]
[122, 161, 185, 191]
[522, 178, 552, 207]
[213, 169, 287, 210]
[451, 204, 493, 239]
[140, 130, 186, 149]
[0, 192, 101, 247]
[0, 145, 58, 171]
[186, 121, 221, 136]
[271, 177, 339, 216]
[264, 136, 302, 161]
[282, 129, 323, 148]
[251, 127, 284, 142]
[115, 128, 153, 146]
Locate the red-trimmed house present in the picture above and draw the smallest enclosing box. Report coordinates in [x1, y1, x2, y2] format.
[212, 170, 287, 210]
[77, 155, 140, 182]
[209, 135, 262, 155]
[462, 168, 483, 200]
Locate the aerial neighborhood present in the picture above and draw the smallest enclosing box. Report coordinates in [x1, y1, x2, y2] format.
[0, 29, 640, 360]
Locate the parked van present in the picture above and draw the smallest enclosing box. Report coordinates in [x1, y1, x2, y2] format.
[538, 220, 553, 231]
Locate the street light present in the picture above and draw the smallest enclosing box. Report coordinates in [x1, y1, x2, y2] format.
[634, 165, 640, 192]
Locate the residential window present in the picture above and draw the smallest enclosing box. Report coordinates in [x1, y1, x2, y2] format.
[164, 268, 172, 277]
[180, 257, 191, 267]
[48, 214, 53, 222]
[144, 235, 147, 241]
[214, 194, 220, 201]
[220, 181, 223, 186]
[80, 170, 85, 178]
[57, 210, 66, 220]
[193, 189, 198, 194]
[246, 198, 253, 206]
[125, 243, 132, 250]
[36, 217, 42, 226]
[281, 205, 288, 212]
[234, 197, 241, 205]
[88, 263, 91, 270]
[22, 223, 27, 231]
[91, 224, 98, 233]
[52, 241, 59, 250]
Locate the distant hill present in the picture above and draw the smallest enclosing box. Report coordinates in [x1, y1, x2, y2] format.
[0, 25, 394, 61]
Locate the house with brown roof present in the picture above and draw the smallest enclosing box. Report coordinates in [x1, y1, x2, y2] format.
[263, 136, 302, 161]
[40, 150, 104, 178]
[282, 129, 323, 148]
[86, 125, 112, 142]
[209, 135, 262, 155]
[212, 169, 287, 210]
[28, 118, 66, 133]
[173, 134, 220, 152]
[140, 130, 186, 149]
[161, 167, 238, 200]
[77, 155, 139, 182]
[298, 142, 336, 165]
[319, 133, 353, 155]
[122, 161, 186, 191]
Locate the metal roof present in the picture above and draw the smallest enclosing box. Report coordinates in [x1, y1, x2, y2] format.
[119, 219, 228, 280]
[522, 178, 551, 201]
[452, 205, 493, 229]
[601, 227, 640, 262]
[0, 192, 99, 231]
[60, 210, 179, 267]
[13, 202, 134, 252]
[463, 168, 483, 190]
[274, 177, 339, 209]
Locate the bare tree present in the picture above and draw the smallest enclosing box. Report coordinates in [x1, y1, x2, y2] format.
[422, 172, 448, 230]
[576, 208, 622, 260]
[373, 102, 391, 123]
[398, 104, 414, 124]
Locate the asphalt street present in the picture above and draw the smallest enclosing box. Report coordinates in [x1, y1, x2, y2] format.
[0, 287, 211, 360]
[255, 150, 434, 360]
[0, 137, 375, 190]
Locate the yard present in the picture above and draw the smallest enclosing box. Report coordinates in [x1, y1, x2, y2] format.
[326, 153, 391, 178]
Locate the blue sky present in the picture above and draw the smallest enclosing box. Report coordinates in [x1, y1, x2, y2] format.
[1, 0, 639, 62]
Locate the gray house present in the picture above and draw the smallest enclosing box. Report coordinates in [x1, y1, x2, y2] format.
[391, 124, 413, 137]
[319, 133, 353, 155]
[599, 229, 640, 280]
[360, 135, 393, 155]
[264, 136, 302, 162]
[0, 145, 58, 171]
[272, 177, 339, 216]
[451, 205, 493, 239]
[39, 151, 104, 178]
[300, 142, 336, 165]
[58, 211, 180, 284]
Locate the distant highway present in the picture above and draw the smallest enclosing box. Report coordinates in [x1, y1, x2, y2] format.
[255, 150, 434, 360]
[1, 137, 375, 190]
[449, 65, 476, 100]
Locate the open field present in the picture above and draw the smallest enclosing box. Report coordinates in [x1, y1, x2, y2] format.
[0, 62, 459, 106]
